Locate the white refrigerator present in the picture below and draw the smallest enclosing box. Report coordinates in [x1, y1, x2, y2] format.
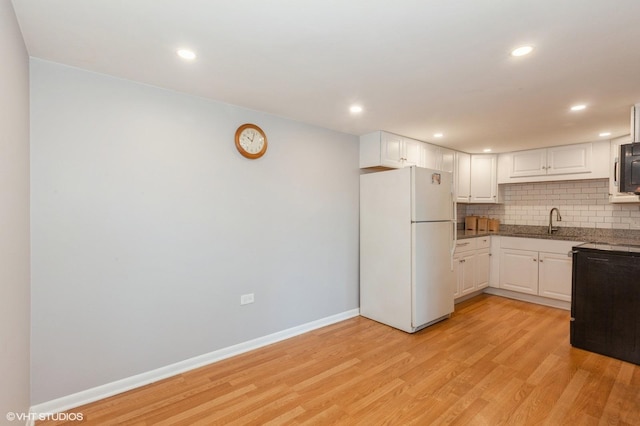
[360, 166, 455, 333]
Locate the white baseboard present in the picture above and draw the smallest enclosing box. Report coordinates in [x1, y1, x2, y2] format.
[29, 308, 360, 417]
[483, 288, 570, 310]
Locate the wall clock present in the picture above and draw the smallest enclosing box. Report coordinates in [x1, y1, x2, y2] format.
[235, 123, 267, 159]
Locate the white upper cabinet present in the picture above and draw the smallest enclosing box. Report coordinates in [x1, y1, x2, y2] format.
[498, 141, 608, 184]
[438, 147, 455, 173]
[510, 143, 591, 178]
[470, 154, 498, 203]
[360, 131, 454, 172]
[609, 135, 640, 203]
[422, 142, 439, 170]
[377, 132, 415, 168]
[401, 136, 422, 167]
[457, 153, 498, 203]
[455, 152, 471, 203]
[546, 144, 592, 175]
[510, 148, 547, 177]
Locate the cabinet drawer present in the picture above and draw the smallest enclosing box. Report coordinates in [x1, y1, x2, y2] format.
[455, 238, 477, 253]
[476, 236, 491, 249]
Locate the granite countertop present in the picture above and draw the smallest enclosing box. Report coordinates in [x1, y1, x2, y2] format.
[457, 225, 640, 246]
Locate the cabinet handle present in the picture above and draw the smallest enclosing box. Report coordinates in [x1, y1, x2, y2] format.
[533, 258, 537, 262]
[457, 242, 470, 246]
[539, 259, 544, 263]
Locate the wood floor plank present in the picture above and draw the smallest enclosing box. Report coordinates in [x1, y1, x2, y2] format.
[36, 295, 640, 425]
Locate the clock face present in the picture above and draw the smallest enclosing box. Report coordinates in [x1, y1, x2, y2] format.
[235, 124, 267, 159]
[239, 128, 264, 154]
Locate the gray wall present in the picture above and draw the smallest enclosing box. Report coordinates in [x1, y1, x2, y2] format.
[0, 0, 31, 420]
[30, 59, 360, 403]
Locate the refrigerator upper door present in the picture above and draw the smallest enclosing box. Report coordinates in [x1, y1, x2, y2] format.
[412, 221, 455, 328]
[412, 167, 453, 222]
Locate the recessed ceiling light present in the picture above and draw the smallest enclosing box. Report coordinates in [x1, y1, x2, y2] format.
[599, 132, 611, 137]
[483, 148, 492, 153]
[511, 45, 534, 57]
[349, 105, 363, 114]
[177, 49, 197, 60]
[433, 133, 444, 138]
[570, 104, 587, 111]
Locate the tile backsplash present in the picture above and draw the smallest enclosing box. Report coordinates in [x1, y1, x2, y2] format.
[461, 179, 640, 230]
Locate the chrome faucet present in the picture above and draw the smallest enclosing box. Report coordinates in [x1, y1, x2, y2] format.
[548, 207, 562, 234]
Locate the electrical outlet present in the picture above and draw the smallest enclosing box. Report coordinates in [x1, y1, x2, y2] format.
[240, 293, 255, 305]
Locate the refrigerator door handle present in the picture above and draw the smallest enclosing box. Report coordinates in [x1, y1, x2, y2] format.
[450, 200, 457, 272]
[450, 220, 457, 271]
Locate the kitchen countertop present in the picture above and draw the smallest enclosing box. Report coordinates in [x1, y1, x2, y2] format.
[457, 225, 640, 246]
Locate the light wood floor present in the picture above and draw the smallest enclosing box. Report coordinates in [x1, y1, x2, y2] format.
[38, 294, 640, 425]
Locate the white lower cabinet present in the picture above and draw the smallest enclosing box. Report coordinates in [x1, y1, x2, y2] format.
[454, 237, 491, 300]
[475, 249, 491, 290]
[538, 252, 572, 302]
[498, 237, 578, 302]
[499, 249, 539, 295]
[454, 251, 475, 298]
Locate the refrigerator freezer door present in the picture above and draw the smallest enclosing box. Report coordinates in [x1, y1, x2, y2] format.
[412, 167, 453, 222]
[412, 221, 455, 328]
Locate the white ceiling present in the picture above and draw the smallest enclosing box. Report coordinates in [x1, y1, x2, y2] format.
[11, 0, 640, 153]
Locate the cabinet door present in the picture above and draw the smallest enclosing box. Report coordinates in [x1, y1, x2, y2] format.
[422, 143, 439, 169]
[453, 253, 463, 299]
[438, 147, 455, 173]
[511, 149, 547, 177]
[538, 251, 572, 301]
[546, 143, 591, 175]
[459, 252, 476, 296]
[500, 249, 539, 294]
[456, 152, 471, 203]
[381, 133, 405, 168]
[470, 155, 497, 203]
[475, 249, 491, 290]
[403, 138, 421, 167]
[489, 236, 500, 288]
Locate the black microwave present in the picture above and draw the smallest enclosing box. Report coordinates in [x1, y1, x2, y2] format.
[620, 143, 640, 194]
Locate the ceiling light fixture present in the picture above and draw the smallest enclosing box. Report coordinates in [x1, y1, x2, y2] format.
[483, 148, 492, 153]
[570, 104, 587, 111]
[349, 105, 363, 114]
[433, 133, 443, 138]
[177, 49, 197, 60]
[511, 45, 534, 57]
[599, 132, 611, 137]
